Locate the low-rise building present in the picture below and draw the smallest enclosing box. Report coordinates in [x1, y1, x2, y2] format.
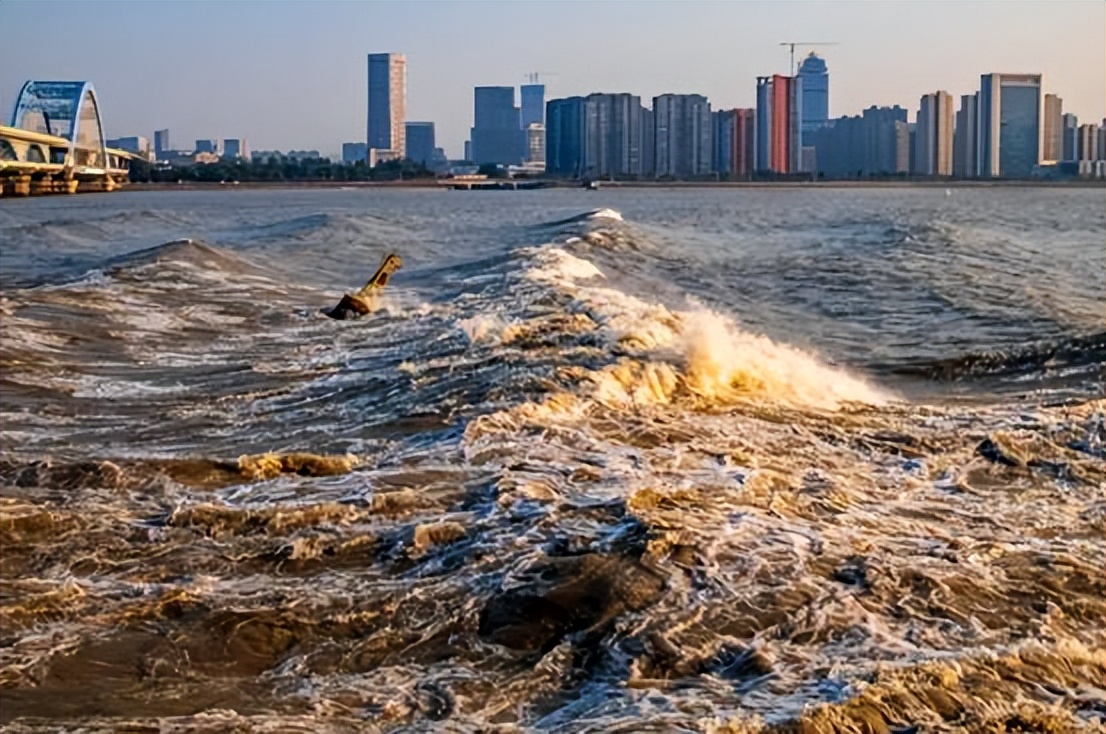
[342, 142, 368, 164]
[106, 135, 153, 162]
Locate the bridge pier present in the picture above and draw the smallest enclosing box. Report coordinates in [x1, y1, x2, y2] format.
[80, 178, 109, 193]
[30, 175, 53, 196]
[10, 175, 32, 196]
[3, 124, 133, 196]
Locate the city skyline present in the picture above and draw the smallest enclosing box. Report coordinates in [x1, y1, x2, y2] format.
[0, 1, 1102, 159]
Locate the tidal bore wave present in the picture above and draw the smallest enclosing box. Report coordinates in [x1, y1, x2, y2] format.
[1, 192, 1103, 732]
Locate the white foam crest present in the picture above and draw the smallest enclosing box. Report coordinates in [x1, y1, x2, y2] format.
[586, 208, 623, 222]
[586, 308, 889, 412]
[67, 374, 190, 399]
[524, 248, 605, 285]
[457, 314, 506, 344]
[676, 308, 890, 410]
[522, 247, 890, 410]
[591, 360, 680, 409]
[576, 286, 682, 351]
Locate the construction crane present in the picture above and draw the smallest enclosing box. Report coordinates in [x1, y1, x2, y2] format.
[779, 42, 838, 76]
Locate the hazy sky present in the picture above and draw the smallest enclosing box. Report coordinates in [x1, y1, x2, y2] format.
[1, 1, 1102, 158]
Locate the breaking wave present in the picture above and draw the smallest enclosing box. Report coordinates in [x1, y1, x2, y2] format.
[518, 243, 888, 412]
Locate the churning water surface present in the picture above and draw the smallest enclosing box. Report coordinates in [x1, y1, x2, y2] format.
[1, 187, 1104, 732]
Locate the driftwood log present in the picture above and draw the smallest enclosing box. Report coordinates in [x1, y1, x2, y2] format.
[325, 253, 403, 319]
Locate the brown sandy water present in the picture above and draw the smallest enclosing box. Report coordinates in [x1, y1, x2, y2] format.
[0, 188, 1103, 731]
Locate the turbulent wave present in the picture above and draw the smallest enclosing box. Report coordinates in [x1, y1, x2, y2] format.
[101, 237, 268, 277]
[1, 193, 1103, 732]
[520, 240, 888, 412]
[537, 208, 626, 229]
[885, 329, 1106, 382]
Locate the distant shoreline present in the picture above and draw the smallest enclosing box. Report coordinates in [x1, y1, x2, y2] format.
[120, 179, 1106, 192]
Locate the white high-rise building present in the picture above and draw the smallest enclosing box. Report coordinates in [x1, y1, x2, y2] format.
[367, 53, 406, 160]
[977, 73, 1042, 178]
[913, 91, 953, 176]
[1042, 94, 1063, 162]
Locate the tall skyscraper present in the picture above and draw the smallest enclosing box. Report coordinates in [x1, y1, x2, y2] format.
[978, 73, 1042, 178]
[810, 116, 860, 178]
[526, 124, 545, 165]
[866, 105, 910, 175]
[731, 108, 755, 180]
[154, 129, 169, 158]
[653, 94, 712, 178]
[545, 94, 647, 178]
[711, 108, 754, 179]
[546, 96, 586, 176]
[894, 120, 912, 174]
[1076, 124, 1099, 161]
[640, 106, 655, 178]
[521, 83, 545, 128]
[1061, 113, 1079, 161]
[1042, 94, 1063, 162]
[755, 78, 772, 173]
[810, 106, 909, 179]
[583, 93, 644, 179]
[798, 53, 829, 142]
[471, 86, 523, 165]
[713, 110, 734, 177]
[367, 53, 407, 159]
[913, 91, 953, 176]
[953, 94, 978, 178]
[755, 75, 802, 174]
[405, 122, 435, 166]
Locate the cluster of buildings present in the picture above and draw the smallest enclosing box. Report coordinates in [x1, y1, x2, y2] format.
[358, 49, 1102, 180]
[350, 52, 540, 173]
[105, 130, 251, 166]
[543, 62, 1104, 181]
[109, 49, 1103, 180]
[810, 77, 1105, 180]
[349, 53, 449, 170]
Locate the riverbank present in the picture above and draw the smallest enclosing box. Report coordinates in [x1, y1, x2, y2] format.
[120, 178, 1106, 192]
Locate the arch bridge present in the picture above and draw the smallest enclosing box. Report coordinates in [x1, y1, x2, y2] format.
[1, 81, 132, 196]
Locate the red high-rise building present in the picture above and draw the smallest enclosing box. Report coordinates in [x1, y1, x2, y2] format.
[731, 108, 755, 178]
[756, 74, 803, 175]
[769, 74, 800, 173]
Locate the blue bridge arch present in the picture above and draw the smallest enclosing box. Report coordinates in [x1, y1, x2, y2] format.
[11, 80, 107, 169]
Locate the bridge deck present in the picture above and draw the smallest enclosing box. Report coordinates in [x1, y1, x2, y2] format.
[0, 125, 69, 147]
[0, 161, 65, 173]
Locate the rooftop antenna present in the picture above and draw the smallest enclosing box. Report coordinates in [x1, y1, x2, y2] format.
[523, 72, 558, 85]
[779, 42, 838, 76]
